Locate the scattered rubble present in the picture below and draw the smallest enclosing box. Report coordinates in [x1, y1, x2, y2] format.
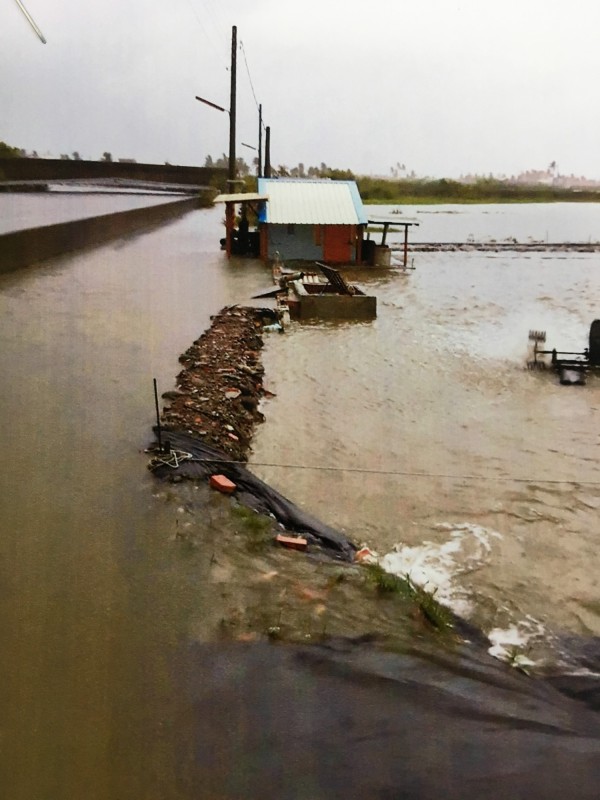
[149, 305, 358, 561]
[159, 305, 280, 462]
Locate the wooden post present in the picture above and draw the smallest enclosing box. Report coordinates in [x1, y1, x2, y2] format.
[225, 201, 234, 257]
[153, 378, 163, 451]
[403, 223, 409, 267]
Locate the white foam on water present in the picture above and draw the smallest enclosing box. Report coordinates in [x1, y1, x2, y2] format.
[379, 522, 502, 618]
[487, 616, 546, 667]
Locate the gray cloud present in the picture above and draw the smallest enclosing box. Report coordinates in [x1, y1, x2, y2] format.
[2, 0, 599, 178]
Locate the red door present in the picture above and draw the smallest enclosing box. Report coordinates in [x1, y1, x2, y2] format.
[323, 225, 353, 263]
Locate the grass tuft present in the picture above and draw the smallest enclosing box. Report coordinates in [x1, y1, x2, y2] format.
[364, 563, 453, 632]
[231, 505, 274, 551]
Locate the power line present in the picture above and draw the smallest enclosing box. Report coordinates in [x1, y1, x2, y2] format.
[184, 0, 228, 69]
[198, 0, 230, 62]
[239, 39, 261, 111]
[202, 0, 230, 39]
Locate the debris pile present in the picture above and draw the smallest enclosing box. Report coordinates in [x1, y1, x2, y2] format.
[159, 306, 279, 462]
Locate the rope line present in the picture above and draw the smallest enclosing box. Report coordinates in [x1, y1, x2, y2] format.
[244, 461, 600, 486]
[159, 453, 600, 487]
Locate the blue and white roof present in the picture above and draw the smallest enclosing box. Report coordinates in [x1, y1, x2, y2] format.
[257, 178, 367, 225]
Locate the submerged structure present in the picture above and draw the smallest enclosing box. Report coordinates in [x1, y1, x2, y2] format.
[253, 261, 377, 322]
[284, 262, 377, 321]
[528, 320, 600, 384]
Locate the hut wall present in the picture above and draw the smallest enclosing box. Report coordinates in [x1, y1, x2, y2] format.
[265, 224, 322, 261]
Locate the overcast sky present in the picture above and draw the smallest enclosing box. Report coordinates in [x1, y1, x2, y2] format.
[3, 0, 600, 178]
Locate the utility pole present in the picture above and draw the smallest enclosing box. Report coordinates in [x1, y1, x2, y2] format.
[258, 104, 263, 178]
[228, 25, 237, 186]
[224, 24, 238, 258]
[264, 126, 271, 178]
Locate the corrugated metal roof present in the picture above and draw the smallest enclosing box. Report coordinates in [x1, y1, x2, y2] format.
[257, 179, 366, 225]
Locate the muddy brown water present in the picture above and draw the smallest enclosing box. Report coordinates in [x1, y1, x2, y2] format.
[1, 199, 600, 795]
[252, 208, 600, 668]
[0, 190, 183, 234]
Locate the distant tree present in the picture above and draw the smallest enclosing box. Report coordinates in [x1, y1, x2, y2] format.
[0, 141, 23, 158]
[60, 154, 71, 160]
[203, 153, 251, 175]
[235, 156, 249, 176]
[72, 151, 81, 160]
[101, 152, 113, 162]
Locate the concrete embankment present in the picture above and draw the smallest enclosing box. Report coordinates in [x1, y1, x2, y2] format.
[0, 195, 202, 273]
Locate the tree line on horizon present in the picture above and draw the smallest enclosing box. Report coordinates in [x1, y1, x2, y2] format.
[3, 141, 600, 202]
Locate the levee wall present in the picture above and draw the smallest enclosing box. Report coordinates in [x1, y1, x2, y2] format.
[0, 196, 201, 274]
[0, 158, 226, 188]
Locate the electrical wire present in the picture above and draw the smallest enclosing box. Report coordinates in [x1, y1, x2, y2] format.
[239, 39, 261, 111]
[184, 0, 228, 69]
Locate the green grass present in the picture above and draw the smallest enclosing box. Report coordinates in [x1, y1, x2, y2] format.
[231, 505, 274, 551]
[364, 563, 453, 631]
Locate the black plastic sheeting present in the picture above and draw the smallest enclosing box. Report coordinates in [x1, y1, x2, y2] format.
[173, 636, 600, 799]
[150, 431, 356, 560]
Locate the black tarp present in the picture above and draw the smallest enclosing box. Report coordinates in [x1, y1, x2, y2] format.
[173, 636, 600, 799]
[150, 431, 356, 560]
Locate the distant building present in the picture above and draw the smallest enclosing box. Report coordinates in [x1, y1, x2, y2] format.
[118, 158, 137, 164]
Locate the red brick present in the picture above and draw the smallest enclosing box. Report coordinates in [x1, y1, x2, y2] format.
[209, 474, 236, 494]
[276, 534, 308, 552]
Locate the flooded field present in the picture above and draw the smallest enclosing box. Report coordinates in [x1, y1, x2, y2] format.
[0, 190, 183, 234]
[252, 206, 600, 667]
[1, 198, 600, 795]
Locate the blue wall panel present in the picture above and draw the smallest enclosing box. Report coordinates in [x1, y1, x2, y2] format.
[267, 225, 322, 261]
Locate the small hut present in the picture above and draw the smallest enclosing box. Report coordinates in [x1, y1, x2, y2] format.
[256, 178, 367, 264]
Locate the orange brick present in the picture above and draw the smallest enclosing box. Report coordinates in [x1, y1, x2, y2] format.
[209, 474, 236, 494]
[276, 534, 308, 552]
[355, 547, 376, 563]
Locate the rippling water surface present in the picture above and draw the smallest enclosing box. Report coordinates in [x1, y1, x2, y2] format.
[1, 200, 600, 795]
[252, 204, 600, 664]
